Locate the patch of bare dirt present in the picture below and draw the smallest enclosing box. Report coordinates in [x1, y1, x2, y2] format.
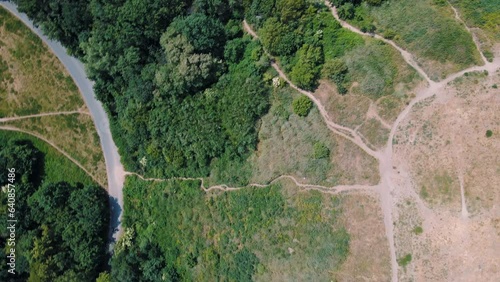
[391, 71, 500, 281]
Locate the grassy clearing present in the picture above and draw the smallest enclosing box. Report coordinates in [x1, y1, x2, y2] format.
[358, 118, 390, 149]
[4, 114, 107, 186]
[344, 39, 421, 99]
[450, 0, 500, 61]
[358, 0, 483, 80]
[376, 95, 410, 123]
[248, 86, 380, 186]
[0, 7, 83, 117]
[0, 130, 96, 186]
[116, 176, 351, 281]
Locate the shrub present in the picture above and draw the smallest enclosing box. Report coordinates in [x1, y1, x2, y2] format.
[492, 84, 498, 89]
[290, 44, 323, 89]
[397, 254, 412, 267]
[486, 130, 493, 138]
[313, 142, 330, 159]
[338, 3, 355, 20]
[322, 58, 349, 94]
[292, 96, 313, 116]
[382, 29, 397, 39]
[413, 226, 423, 235]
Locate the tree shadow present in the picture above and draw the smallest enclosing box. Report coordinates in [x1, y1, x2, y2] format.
[108, 195, 122, 246]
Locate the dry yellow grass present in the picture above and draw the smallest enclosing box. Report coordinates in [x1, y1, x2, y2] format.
[4, 114, 107, 186]
[335, 194, 391, 281]
[0, 7, 83, 116]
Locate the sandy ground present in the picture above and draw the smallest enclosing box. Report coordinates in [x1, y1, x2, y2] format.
[391, 71, 500, 281]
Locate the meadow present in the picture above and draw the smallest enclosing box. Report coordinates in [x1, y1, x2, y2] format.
[356, 0, 483, 80]
[113, 176, 352, 281]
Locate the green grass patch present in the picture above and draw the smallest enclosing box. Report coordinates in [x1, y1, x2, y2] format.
[5, 115, 107, 186]
[358, 118, 390, 149]
[413, 226, 423, 235]
[113, 176, 351, 281]
[449, 0, 500, 39]
[344, 40, 419, 98]
[359, 0, 483, 79]
[0, 130, 96, 186]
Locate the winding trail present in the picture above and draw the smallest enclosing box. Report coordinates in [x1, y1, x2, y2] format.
[0, 110, 89, 122]
[328, 4, 434, 85]
[125, 171, 376, 195]
[447, 1, 489, 64]
[0, 2, 126, 243]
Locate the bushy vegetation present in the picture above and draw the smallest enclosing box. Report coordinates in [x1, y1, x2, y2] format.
[113, 176, 350, 281]
[397, 253, 412, 267]
[292, 96, 313, 116]
[486, 130, 493, 138]
[0, 136, 109, 281]
[413, 226, 423, 235]
[9, 1, 268, 181]
[253, 1, 365, 90]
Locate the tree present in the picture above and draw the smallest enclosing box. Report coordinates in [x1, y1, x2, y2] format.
[260, 17, 300, 56]
[13, 0, 92, 56]
[224, 38, 249, 63]
[292, 96, 313, 117]
[96, 272, 111, 282]
[276, 0, 307, 23]
[166, 13, 226, 57]
[322, 58, 349, 94]
[155, 34, 224, 97]
[290, 44, 323, 89]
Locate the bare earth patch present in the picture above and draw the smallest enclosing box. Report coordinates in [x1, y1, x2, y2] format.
[391, 71, 500, 281]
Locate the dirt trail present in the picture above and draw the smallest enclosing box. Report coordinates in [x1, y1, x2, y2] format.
[0, 110, 88, 122]
[271, 62, 380, 159]
[125, 171, 376, 196]
[447, 1, 489, 64]
[0, 125, 104, 187]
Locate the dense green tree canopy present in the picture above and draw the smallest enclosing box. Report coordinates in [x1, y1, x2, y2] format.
[0, 139, 109, 281]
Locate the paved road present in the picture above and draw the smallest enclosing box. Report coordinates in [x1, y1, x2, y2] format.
[0, 2, 125, 243]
